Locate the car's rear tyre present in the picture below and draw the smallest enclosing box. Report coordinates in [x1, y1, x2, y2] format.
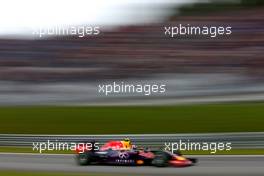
[152, 151, 170, 167]
[76, 152, 92, 165]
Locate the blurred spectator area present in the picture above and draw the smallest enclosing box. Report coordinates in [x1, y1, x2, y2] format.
[0, 7, 263, 82]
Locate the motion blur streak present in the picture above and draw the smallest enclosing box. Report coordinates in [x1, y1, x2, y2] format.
[0, 0, 263, 106]
[0, 0, 202, 37]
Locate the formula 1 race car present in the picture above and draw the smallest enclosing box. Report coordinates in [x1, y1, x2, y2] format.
[75, 140, 197, 167]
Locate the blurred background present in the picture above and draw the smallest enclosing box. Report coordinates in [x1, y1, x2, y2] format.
[0, 1, 264, 175]
[0, 0, 263, 105]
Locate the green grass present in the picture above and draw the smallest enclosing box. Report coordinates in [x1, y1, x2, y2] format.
[0, 103, 264, 134]
[0, 146, 73, 154]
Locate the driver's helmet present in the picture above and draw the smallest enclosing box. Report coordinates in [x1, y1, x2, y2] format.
[122, 138, 132, 150]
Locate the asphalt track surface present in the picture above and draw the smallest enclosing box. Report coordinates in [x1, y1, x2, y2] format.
[0, 153, 264, 176]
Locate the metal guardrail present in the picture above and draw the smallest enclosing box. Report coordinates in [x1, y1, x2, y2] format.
[0, 132, 264, 149]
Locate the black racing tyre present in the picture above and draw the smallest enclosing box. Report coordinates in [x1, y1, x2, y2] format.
[76, 152, 93, 165]
[152, 151, 170, 167]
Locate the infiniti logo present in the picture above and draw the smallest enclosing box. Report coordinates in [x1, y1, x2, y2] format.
[119, 152, 129, 159]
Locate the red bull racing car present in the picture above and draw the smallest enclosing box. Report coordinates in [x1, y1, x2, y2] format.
[75, 139, 197, 167]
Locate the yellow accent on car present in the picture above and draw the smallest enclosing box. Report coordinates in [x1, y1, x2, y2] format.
[176, 156, 186, 161]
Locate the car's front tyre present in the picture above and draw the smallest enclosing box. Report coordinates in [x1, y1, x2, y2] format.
[152, 151, 170, 167]
[76, 152, 92, 165]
